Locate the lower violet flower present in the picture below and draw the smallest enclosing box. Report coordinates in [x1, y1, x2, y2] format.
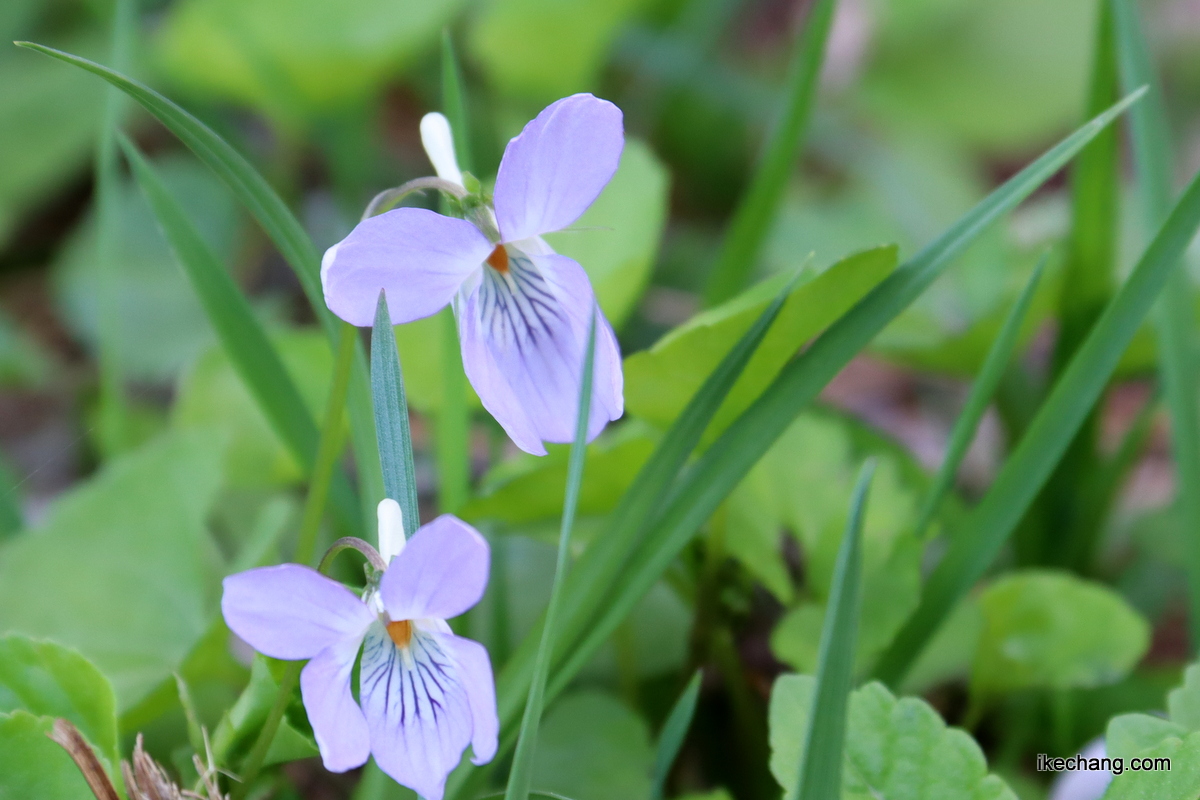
[221, 501, 497, 800]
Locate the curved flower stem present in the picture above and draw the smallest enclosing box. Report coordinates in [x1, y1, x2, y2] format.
[362, 177, 469, 220]
[294, 322, 359, 565]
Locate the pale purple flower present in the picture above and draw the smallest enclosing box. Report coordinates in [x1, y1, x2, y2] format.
[320, 93, 625, 456]
[221, 501, 497, 800]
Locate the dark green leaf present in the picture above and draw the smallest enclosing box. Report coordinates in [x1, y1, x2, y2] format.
[371, 294, 419, 532]
[649, 671, 702, 800]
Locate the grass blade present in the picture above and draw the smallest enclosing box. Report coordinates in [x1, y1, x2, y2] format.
[875, 162, 1200, 687]
[371, 294, 419, 532]
[16, 41, 385, 533]
[914, 256, 1046, 536]
[505, 316, 597, 800]
[541, 89, 1144, 708]
[649, 670, 703, 800]
[121, 137, 362, 537]
[791, 460, 873, 800]
[0, 458, 21, 539]
[1112, 0, 1200, 649]
[441, 30, 474, 175]
[702, 0, 837, 305]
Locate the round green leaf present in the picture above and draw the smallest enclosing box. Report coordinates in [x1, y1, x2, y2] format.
[973, 570, 1150, 693]
[0, 711, 102, 800]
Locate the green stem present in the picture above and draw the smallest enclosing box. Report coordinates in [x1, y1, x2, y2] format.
[230, 661, 302, 800]
[294, 322, 358, 565]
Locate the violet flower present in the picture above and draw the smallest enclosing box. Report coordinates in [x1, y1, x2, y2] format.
[320, 93, 625, 455]
[221, 500, 497, 800]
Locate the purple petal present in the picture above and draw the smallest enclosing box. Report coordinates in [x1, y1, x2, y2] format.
[458, 251, 623, 455]
[321, 207, 491, 327]
[442, 635, 498, 765]
[360, 624, 474, 800]
[301, 635, 371, 772]
[221, 565, 374, 660]
[493, 94, 624, 242]
[379, 515, 489, 622]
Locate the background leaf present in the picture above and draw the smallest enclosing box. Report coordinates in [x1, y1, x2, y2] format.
[769, 676, 1017, 800]
[0, 635, 118, 763]
[0, 429, 225, 709]
[0, 711, 101, 800]
[972, 570, 1150, 693]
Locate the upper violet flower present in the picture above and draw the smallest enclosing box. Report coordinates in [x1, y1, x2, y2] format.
[221, 501, 497, 800]
[320, 93, 625, 456]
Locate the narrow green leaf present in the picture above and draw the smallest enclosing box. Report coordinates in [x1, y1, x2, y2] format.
[875, 163, 1200, 687]
[371, 294, 419, 533]
[0, 459, 21, 539]
[649, 670, 702, 800]
[1054, 0, 1119, 372]
[16, 41, 385, 532]
[506, 317, 597, 800]
[914, 257, 1045, 536]
[1112, 0, 1200, 650]
[542, 89, 1144, 711]
[121, 137, 361, 537]
[441, 30, 473, 175]
[791, 460, 872, 800]
[702, 0, 837, 305]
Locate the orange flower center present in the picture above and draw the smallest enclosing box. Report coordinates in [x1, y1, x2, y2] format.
[486, 244, 509, 273]
[386, 619, 413, 647]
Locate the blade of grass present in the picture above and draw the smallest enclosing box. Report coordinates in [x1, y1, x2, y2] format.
[92, 0, 134, 455]
[649, 670, 702, 800]
[441, 30, 474, 176]
[542, 88, 1145, 707]
[505, 316, 597, 800]
[1040, 0, 1120, 569]
[371, 294, 419, 531]
[702, 0, 837, 305]
[121, 136, 362, 537]
[791, 460, 873, 800]
[914, 257, 1046, 537]
[874, 163, 1200, 687]
[436, 32, 472, 515]
[1112, 0, 1200, 649]
[17, 42, 385, 534]
[0, 458, 21, 539]
[445, 91, 1144, 800]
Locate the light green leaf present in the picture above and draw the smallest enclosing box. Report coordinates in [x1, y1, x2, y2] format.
[862, 0, 1096, 150]
[156, 0, 464, 119]
[1168, 663, 1200, 730]
[0, 430, 225, 709]
[465, 423, 657, 526]
[531, 691, 653, 800]
[724, 415, 919, 670]
[1101, 731, 1200, 800]
[898, 598, 984, 696]
[53, 154, 239, 382]
[0, 635, 117, 763]
[0, 711, 100, 800]
[625, 246, 898, 439]
[972, 570, 1149, 693]
[172, 330, 334, 488]
[769, 676, 1016, 800]
[546, 139, 669, 329]
[1107, 714, 1188, 760]
[468, 0, 648, 101]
